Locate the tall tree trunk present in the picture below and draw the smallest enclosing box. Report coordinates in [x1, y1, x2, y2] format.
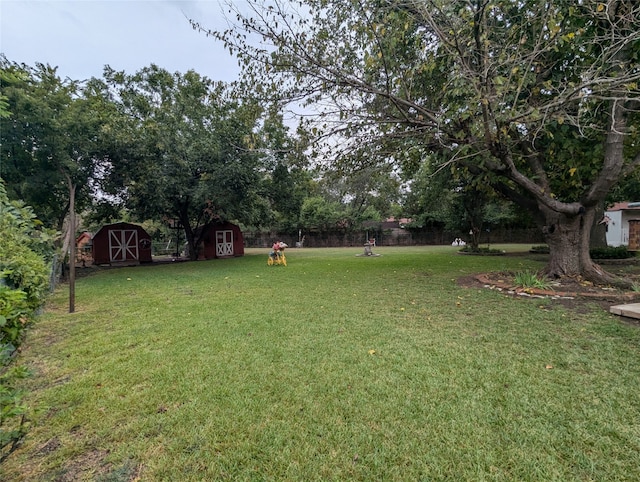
[180, 214, 201, 261]
[181, 218, 199, 261]
[541, 205, 630, 288]
[590, 202, 608, 249]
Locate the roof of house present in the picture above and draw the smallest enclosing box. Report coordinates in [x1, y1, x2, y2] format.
[607, 202, 640, 212]
[76, 231, 92, 242]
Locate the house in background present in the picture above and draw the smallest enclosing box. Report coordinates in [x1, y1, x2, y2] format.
[363, 217, 414, 246]
[75, 231, 93, 266]
[605, 202, 640, 248]
[92, 222, 153, 265]
[198, 221, 245, 260]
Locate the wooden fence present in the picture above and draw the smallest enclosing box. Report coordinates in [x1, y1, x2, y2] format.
[244, 227, 545, 249]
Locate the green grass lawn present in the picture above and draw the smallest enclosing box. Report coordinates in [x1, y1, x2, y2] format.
[2, 246, 639, 481]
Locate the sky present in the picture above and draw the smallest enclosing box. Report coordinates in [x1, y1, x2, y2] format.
[0, 0, 243, 82]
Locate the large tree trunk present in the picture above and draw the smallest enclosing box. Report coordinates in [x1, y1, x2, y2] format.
[182, 219, 199, 261]
[541, 205, 630, 288]
[590, 202, 608, 249]
[176, 203, 201, 261]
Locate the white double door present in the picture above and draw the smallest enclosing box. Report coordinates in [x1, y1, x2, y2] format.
[216, 230, 234, 257]
[109, 229, 138, 262]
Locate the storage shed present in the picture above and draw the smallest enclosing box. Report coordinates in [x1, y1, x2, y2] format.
[199, 221, 245, 259]
[92, 222, 153, 265]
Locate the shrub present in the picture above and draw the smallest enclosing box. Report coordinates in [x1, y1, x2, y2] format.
[530, 245, 550, 254]
[589, 246, 635, 260]
[0, 180, 55, 460]
[530, 245, 634, 260]
[0, 182, 53, 333]
[459, 245, 505, 255]
[0, 285, 30, 365]
[1, 244, 49, 313]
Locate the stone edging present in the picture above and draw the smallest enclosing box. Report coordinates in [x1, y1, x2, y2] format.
[474, 274, 640, 301]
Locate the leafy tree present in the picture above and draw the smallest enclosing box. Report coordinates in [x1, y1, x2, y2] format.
[403, 161, 524, 248]
[202, 0, 640, 286]
[0, 68, 14, 119]
[1, 58, 113, 309]
[264, 161, 316, 233]
[322, 155, 401, 224]
[0, 58, 107, 233]
[608, 168, 640, 204]
[98, 65, 270, 260]
[299, 196, 344, 232]
[256, 109, 316, 233]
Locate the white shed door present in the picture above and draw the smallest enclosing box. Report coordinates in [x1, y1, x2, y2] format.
[109, 229, 138, 262]
[216, 230, 234, 256]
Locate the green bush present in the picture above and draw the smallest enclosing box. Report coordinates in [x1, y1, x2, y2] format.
[0, 285, 30, 365]
[530, 245, 634, 260]
[1, 243, 49, 313]
[0, 182, 53, 328]
[458, 245, 505, 255]
[0, 180, 55, 460]
[589, 246, 635, 260]
[530, 245, 550, 254]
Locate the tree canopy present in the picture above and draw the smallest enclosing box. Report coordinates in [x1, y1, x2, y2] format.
[93, 65, 278, 259]
[0, 57, 108, 231]
[204, 0, 640, 284]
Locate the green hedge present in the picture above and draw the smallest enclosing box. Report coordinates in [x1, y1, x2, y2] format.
[589, 246, 635, 260]
[0, 198, 51, 358]
[0, 180, 55, 461]
[530, 245, 635, 260]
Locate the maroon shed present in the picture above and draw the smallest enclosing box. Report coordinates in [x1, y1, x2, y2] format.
[92, 222, 153, 265]
[199, 222, 245, 259]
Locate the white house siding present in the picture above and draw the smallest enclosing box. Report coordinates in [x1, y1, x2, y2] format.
[605, 203, 640, 247]
[605, 210, 625, 246]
